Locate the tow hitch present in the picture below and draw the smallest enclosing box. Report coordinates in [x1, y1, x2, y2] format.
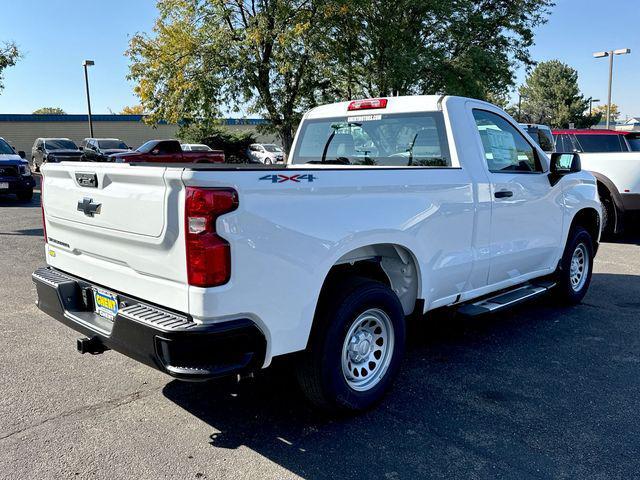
[77, 336, 110, 355]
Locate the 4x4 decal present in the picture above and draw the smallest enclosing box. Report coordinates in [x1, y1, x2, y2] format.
[259, 174, 316, 183]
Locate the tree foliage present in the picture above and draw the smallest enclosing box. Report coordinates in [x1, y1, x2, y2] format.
[128, 0, 553, 150]
[33, 107, 67, 115]
[591, 103, 619, 124]
[0, 41, 20, 94]
[518, 60, 598, 128]
[179, 121, 256, 162]
[120, 104, 145, 115]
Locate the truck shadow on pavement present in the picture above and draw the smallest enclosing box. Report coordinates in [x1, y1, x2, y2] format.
[163, 273, 640, 479]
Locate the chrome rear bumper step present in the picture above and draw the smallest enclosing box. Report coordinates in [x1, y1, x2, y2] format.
[457, 281, 555, 317]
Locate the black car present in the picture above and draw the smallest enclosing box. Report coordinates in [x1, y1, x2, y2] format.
[31, 138, 83, 172]
[81, 138, 131, 162]
[0, 137, 36, 201]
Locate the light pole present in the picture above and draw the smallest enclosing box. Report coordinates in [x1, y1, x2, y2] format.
[82, 60, 95, 137]
[593, 48, 631, 129]
[588, 97, 600, 117]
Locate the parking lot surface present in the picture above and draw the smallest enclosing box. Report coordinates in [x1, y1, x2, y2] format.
[1, 177, 640, 479]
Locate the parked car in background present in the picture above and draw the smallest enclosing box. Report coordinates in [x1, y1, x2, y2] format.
[0, 137, 35, 201]
[80, 138, 131, 162]
[31, 138, 82, 172]
[181, 143, 213, 152]
[520, 123, 555, 154]
[246, 143, 284, 164]
[553, 129, 632, 153]
[110, 139, 224, 164]
[34, 95, 601, 412]
[554, 129, 640, 234]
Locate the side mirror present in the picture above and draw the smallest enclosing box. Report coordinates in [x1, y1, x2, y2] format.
[18, 150, 26, 159]
[151, 148, 160, 155]
[79, 146, 84, 151]
[549, 152, 581, 186]
[37, 146, 43, 151]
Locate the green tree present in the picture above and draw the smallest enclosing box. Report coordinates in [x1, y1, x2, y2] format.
[127, 0, 554, 151]
[0, 41, 20, 93]
[518, 60, 597, 128]
[33, 107, 67, 115]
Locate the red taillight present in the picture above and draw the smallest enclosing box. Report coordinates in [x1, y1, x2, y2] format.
[347, 98, 388, 111]
[185, 187, 238, 287]
[41, 178, 47, 243]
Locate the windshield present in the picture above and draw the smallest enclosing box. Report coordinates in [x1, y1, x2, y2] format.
[136, 140, 158, 153]
[574, 134, 625, 153]
[291, 112, 451, 166]
[626, 135, 640, 151]
[98, 140, 128, 149]
[0, 138, 14, 155]
[45, 139, 78, 150]
[263, 144, 282, 153]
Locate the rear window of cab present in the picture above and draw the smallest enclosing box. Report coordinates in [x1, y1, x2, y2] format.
[291, 112, 451, 167]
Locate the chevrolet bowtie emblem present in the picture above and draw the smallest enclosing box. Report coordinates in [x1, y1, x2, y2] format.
[77, 197, 102, 217]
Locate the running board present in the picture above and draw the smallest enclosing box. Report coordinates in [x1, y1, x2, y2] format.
[456, 281, 556, 317]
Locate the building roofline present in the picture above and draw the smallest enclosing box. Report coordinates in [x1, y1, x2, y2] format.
[0, 114, 268, 125]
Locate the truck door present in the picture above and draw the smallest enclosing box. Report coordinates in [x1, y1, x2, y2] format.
[471, 108, 564, 286]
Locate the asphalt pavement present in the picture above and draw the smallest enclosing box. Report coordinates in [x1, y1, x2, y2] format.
[1, 176, 640, 479]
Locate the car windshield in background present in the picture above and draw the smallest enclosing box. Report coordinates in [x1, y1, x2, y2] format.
[188, 145, 212, 151]
[524, 127, 554, 152]
[45, 139, 78, 150]
[136, 140, 157, 153]
[291, 112, 451, 167]
[98, 140, 128, 149]
[626, 135, 640, 151]
[0, 139, 14, 155]
[263, 144, 282, 153]
[574, 134, 625, 152]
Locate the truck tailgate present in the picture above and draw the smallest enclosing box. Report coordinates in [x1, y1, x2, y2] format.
[41, 163, 189, 313]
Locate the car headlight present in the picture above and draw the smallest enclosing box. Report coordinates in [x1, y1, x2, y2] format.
[19, 164, 31, 176]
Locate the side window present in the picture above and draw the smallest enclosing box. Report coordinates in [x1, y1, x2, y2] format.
[473, 109, 542, 173]
[156, 141, 181, 154]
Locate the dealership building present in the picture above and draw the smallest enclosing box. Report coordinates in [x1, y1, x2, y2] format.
[0, 114, 274, 155]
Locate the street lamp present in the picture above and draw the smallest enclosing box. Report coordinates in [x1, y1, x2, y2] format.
[593, 48, 631, 129]
[82, 60, 95, 137]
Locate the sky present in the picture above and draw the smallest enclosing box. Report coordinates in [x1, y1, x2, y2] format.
[0, 0, 639, 118]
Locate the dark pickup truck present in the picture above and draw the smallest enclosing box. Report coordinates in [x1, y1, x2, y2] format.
[110, 139, 225, 164]
[0, 137, 36, 201]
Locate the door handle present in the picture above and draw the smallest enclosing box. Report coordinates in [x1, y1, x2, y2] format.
[494, 190, 513, 199]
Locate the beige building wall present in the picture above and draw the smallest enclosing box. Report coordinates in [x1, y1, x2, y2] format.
[0, 118, 278, 155]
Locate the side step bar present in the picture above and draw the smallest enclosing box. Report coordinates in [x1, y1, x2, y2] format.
[456, 280, 556, 317]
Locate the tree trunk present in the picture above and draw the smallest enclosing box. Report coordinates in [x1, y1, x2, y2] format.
[279, 125, 294, 157]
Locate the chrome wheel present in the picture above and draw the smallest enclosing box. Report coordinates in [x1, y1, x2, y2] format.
[341, 308, 394, 392]
[570, 243, 589, 292]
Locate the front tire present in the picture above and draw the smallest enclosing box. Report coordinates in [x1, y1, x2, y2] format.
[296, 277, 406, 412]
[554, 226, 594, 304]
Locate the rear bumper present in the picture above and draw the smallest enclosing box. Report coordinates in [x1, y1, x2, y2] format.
[0, 176, 36, 193]
[32, 267, 266, 381]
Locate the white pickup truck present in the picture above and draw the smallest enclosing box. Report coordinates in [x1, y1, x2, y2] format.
[33, 96, 601, 412]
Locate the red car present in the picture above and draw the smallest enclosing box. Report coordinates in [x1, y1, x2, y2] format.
[111, 139, 224, 163]
[553, 129, 640, 153]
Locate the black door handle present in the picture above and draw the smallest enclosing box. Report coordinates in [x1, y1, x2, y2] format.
[494, 190, 513, 198]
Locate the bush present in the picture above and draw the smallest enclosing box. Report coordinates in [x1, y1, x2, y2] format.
[178, 122, 256, 163]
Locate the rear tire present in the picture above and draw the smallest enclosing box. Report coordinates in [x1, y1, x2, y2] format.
[553, 226, 594, 305]
[599, 190, 616, 236]
[296, 277, 406, 412]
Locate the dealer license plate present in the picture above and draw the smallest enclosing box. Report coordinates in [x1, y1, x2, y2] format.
[93, 288, 119, 320]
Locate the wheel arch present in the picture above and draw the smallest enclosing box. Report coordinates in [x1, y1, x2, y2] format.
[592, 171, 624, 233]
[569, 207, 601, 254]
[318, 243, 423, 318]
